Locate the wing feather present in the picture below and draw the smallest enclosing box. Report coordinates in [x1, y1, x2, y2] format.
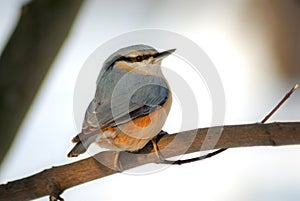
[73, 83, 169, 142]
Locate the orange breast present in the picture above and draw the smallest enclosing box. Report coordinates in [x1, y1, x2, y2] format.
[97, 91, 172, 152]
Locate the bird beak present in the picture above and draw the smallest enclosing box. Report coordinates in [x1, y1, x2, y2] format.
[154, 48, 176, 62]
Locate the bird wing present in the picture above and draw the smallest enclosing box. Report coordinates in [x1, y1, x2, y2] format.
[72, 84, 169, 142]
[105, 84, 169, 126]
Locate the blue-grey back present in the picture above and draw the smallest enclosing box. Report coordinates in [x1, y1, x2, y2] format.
[82, 66, 170, 133]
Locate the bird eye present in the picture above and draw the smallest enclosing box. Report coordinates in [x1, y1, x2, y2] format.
[136, 56, 142, 62]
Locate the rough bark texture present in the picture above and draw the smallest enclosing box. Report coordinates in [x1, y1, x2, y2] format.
[0, 122, 299, 201]
[0, 0, 84, 165]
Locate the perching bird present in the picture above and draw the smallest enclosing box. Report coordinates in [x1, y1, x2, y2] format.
[68, 44, 175, 170]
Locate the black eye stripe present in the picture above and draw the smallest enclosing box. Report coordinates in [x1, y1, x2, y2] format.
[118, 54, 155, 63]
[136, 56, 142, 61]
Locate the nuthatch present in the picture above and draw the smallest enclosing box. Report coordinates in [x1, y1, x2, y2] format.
[68, 44, 175, 170]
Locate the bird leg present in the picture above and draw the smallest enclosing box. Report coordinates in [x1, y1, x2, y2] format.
[114, 152, 123, 172]
[151, 137, 180, 164]
[151, 138, 166, 162]
[151, 130, 173, 163]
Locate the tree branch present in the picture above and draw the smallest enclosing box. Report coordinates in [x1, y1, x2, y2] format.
[0, 0, 84, 165]
[0, 122, 300, 200]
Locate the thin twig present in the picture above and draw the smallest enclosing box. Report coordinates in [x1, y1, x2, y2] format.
[162, 84, 299, 165]
[162, 148, 227, 165]
[261, 84, 298, 123]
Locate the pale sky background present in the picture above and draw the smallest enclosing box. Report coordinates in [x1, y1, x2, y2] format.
[0, 0, 300, 201]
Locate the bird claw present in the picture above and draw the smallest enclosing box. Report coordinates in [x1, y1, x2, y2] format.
[158, 130, 168, 135]
[50, 195, 64, 201]
[48, 181, 64, 201]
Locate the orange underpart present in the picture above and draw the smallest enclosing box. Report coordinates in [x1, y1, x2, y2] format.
[132, 115, 151, 128]
[102, 127, 116, 132]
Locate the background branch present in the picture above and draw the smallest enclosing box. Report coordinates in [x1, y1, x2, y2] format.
[0, 0, 83, 166]
[0, 122, 299, 201]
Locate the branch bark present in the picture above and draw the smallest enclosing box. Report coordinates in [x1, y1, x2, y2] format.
[0, 122, 299, 201]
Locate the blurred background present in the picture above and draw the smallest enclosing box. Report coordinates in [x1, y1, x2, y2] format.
[0, 0, 299, 200]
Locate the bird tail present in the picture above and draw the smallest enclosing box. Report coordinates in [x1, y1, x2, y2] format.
[67, 135, 97, 157]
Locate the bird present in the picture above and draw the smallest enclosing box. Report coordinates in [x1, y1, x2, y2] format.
[67, 44, 175, 171]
